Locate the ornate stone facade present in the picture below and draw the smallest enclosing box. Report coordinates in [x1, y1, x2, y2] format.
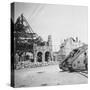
[33, 35, 53, 64]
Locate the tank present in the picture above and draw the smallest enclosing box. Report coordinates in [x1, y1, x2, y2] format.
[59, 44, 88, 72]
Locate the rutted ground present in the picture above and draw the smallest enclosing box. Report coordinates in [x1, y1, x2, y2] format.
[15, 64, 88, 87]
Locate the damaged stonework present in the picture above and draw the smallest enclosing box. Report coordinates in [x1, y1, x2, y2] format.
[14, 14, 57, 69]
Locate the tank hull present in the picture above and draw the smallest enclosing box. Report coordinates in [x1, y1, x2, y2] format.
[59, 45, 88, 72]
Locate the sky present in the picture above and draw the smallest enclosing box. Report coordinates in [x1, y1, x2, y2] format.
[14, 2, 88, 51]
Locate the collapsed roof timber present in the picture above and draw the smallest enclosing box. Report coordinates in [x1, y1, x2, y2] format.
[14, 14, 48, 52]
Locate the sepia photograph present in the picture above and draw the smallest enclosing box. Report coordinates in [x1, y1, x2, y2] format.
[11, 2, 88, 88]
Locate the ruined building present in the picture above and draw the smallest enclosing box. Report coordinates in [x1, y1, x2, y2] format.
[59, 37, 85, 56]
[33, 35, 53, 64]
[56, 37, 86, 63]
[14, 14, 55, 69]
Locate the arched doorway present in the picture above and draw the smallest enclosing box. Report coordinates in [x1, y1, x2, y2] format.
[37, 52, 42, 62]
[45, 51, 51, 62]
[26, 52, 34, 62]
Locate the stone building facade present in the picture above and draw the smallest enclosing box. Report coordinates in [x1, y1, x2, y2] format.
[56, 37, 85, 63]
[15, 35, 56, 69]
[59, 37, 84, 56]
[33, 35, 53, 64]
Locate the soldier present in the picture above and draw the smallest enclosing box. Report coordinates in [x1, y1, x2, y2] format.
[14, 53, 19, 69]
[15, 53, 19, 64]
[84, 52, 88, 70]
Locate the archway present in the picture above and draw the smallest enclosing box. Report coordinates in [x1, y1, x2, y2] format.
[45, 51, 51, 62]
[26, 52, 34, 62]
[37, 52, 42, 62]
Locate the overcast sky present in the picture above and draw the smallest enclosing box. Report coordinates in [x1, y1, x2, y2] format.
[14, 2, 88, 51]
